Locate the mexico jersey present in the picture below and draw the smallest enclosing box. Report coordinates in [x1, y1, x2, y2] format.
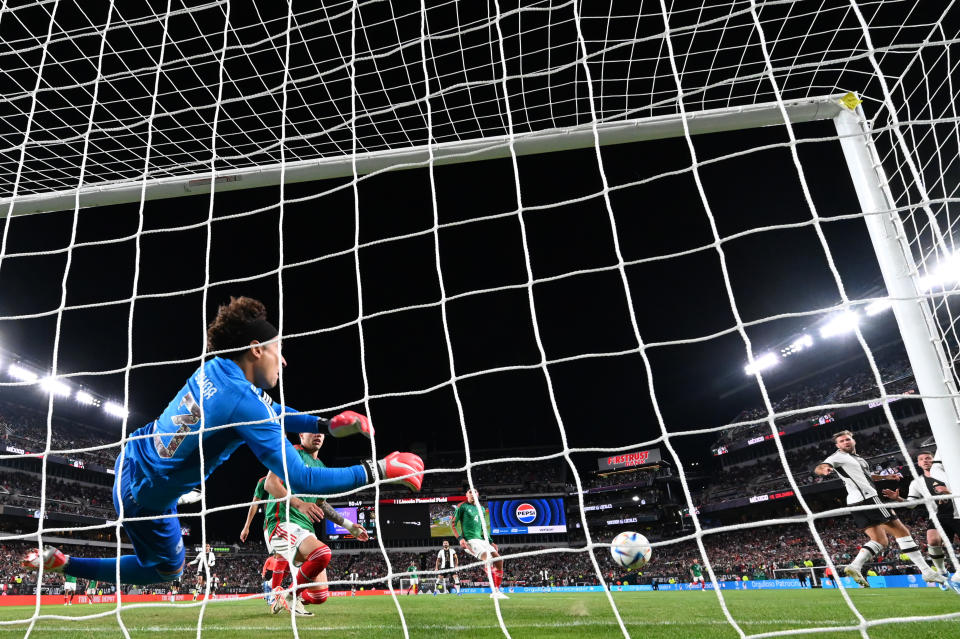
[437, 547, 457, 569]
[823, 450, 877, 504]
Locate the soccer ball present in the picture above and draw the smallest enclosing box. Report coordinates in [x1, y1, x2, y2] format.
[609, 531, 652, 569]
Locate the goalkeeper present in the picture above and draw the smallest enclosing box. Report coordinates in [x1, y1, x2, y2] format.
[22, 296, 424, 585]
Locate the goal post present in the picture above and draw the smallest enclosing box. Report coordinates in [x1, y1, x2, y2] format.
[0, 95, 845, 218]
[833, 104, 960, 508]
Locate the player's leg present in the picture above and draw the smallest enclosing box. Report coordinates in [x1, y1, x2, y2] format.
[270, 522, 325, 615]
[36, 457, 186, 586]
[843, 523, 885, 587]
[927, 527, 946, 574]
[881, 518, 942, 582]
[489, 548, 506, 596]
[293, 535, 331, 605]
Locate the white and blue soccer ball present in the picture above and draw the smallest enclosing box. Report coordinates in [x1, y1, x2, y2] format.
[609, 531, 652, 569]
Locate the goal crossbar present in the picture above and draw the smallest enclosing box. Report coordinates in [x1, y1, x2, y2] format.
[0, 94, 846, 217]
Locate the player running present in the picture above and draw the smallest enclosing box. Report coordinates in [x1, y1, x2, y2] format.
[453, 489, 507, 600]
[188, 544, 215, 601]
[263, 430, 373, 616]
[241, 474, 294, 609]
[85, 579, 97, 604]
[434, 540, 461, 595]
[405, 562, 419, 595]
[20, 297, 424, 588]
[63, 574, 76, 605]
[815, 430, 948, 589]
[883, 451, 960, 587]
[689, 559, 705, 590]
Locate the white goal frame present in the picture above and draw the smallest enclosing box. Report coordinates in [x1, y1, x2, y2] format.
[0, 96, 842, 217]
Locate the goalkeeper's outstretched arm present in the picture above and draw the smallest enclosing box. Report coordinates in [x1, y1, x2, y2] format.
[235, 402, 424, 494]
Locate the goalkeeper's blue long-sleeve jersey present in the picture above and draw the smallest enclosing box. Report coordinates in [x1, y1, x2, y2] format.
[123, 356, 368, 510]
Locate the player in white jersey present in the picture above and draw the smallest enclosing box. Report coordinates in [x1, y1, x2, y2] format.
[815, 430, 947, 589]
[434, 540, 461, 595]
[883, 451, 960, 586]
[188, 544, 215, 601]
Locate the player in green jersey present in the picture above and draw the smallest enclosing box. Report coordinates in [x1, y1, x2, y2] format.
[406, 562, 419, 595]
[63, 574, 77, 605]
[453, 489, 507, 600]
[689, 559, 705, 590]
[85, 579, 98, 603]
[241, 475, 293, 609]
[264, 430, 370, 615]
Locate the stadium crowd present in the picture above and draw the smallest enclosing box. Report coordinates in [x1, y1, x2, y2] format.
[0, 403, 117, 468]
[719, 357, 914, 444]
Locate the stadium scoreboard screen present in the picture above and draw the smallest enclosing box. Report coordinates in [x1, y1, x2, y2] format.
[597, 448, 661, 471]
[325, 503, 377, 540]
[489, 498, 566, 535]
[333, 496, 567, 538]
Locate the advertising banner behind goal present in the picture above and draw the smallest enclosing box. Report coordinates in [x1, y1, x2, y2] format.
[597, 448, 661, 471]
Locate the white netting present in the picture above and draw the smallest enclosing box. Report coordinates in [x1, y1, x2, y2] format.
[0, 1, 959, 637]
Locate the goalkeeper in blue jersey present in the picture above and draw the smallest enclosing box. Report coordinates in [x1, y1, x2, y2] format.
[22, 297, 424, 585]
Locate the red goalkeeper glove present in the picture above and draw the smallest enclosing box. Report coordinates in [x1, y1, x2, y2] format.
[327, 410, 374, 439]
[364, 452, 425, 491]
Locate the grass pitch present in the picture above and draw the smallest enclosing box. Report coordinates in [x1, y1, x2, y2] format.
[1, 590, 959, 638]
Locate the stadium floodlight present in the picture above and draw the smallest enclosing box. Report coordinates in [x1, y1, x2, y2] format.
[632, 495, 640, 502]
[8, 364, 38, 382]
[103, 402, 128, 418]
[40, 377, 71, 397]
[75, 390, 96, 406]
[865, 299, 893, 316]
[819, 311, 860, 338]
[744, 352, 778, 375]
[917, 253, 960, 291]
[782, 334, 814, 356]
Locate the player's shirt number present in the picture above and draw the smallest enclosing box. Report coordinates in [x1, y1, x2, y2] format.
[153, 392, 201, 458]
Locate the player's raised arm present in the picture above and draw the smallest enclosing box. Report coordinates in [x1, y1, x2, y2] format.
[276, 405, 374, 439]
[814, 463, 833, 476]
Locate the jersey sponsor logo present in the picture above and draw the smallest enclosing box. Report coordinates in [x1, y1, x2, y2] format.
[516, 503, 537, 524]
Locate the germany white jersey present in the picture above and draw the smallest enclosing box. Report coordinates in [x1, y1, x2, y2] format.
[823, 449, 877, 504]
[929, 449, 960, 518]
[906, 473, 958, 519]
[436, 548, 457, 569]
[189, 550, 215, 573]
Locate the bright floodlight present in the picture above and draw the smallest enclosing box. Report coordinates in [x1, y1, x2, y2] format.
[865, 299, 892, 316]
[40, 377, 71, 397]
[820, 312, 860, 338]
[744, 352, 779, 375]
[8, 364, 38, 382]
[104, 401, 128, 418]
[918, 253, 960, 291]
[75, 390, 96, 405]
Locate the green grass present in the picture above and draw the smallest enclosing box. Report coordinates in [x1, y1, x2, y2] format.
[1, 590, 959, 638]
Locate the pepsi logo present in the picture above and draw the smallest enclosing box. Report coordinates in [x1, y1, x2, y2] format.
[515, 503, 537, 524]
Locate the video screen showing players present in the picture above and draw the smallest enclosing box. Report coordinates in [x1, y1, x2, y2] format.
[429, 502, 458, 537]
[325, 504, 376, 540]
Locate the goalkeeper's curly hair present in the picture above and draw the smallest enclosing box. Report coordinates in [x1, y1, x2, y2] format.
[207, 296, 268, 356]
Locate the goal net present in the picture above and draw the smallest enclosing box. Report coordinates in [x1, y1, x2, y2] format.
[1, 0, 959, 637]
